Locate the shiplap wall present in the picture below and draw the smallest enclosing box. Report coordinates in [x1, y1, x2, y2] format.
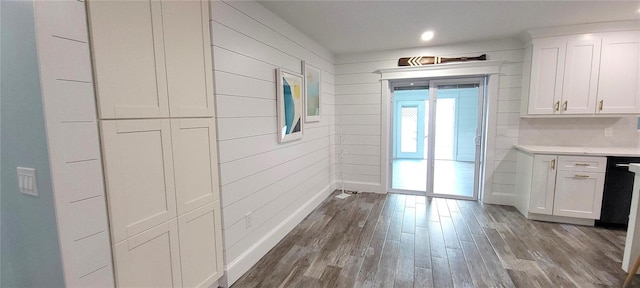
[209, 1, 335, 285]
[334, 38, 524, 204]
[33, 1, 114, 286]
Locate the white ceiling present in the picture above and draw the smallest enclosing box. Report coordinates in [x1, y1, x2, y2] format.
[257, 1, 640, 55]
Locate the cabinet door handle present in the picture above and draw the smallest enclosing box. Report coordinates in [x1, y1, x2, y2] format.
[551, 159, 556, 170]
[555, 101, 560, 111]
[563, 101, 568, 111]
[575, 163, 590, 167]
[574, 174, 590, 178]
[599, 100, 604, 111]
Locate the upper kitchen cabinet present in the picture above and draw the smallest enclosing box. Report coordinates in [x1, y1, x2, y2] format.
[87, 0, 214, 119]
[521, 23, 640, 117]
[597, 31, 640, 114]
[523, 35, 601, 115]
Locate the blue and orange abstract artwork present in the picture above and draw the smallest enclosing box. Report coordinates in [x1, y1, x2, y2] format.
[277, 69, 303, 142]
[283, 77, 302, 134]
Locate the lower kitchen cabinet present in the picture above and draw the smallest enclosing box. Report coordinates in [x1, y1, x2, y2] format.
[113, 220, 182, 287]
[102, 118, 224, 287]
[178, 202, 224, 288]
[554, 171, 605, 219]
[516, 151, 606, 223]
[101, 119, 177, 244]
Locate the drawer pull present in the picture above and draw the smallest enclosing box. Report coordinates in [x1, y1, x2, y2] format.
[551, 159, 556, 170]
[555, 101, 560, 111]
[574, 163, 590, 167]
[599, 100, 603, 111]
[574, 175, 590, 178]
[563, 101, 568, 111]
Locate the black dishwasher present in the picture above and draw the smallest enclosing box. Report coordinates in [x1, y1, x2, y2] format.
[595, 156, 640, 229]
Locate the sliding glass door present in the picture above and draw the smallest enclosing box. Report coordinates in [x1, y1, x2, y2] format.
[391, 78, 484, 200]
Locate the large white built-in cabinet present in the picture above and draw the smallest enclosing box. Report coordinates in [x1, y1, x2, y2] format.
[521, 23, 640, 116]
[516, 150, 607, 225]
[86, 0, 223, 287]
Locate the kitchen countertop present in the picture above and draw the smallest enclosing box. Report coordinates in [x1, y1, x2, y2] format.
[514, 144, 640, 157]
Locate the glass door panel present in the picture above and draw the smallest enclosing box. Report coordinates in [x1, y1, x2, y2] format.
[392, 87, 428, 191]
[430, 83, 481, 199]
[395, 101, 425, 159]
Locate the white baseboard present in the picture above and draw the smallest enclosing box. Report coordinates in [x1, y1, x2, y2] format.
[526, 213, 595, 226]
[339, 180, 385, 194]
[221, 184, 333, 286]
[482, 192, 517, 206]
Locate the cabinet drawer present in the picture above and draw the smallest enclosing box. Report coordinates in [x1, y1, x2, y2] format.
[557, 156, 606, 173]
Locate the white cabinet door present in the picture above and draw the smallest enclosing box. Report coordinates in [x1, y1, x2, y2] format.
[562, 38, 601, 114]
[162, 0, 215, 117]
[529, 155, 557, 215]
[177, 202, 224, 288]
[113, 220, 182, 288]
[171, 118, 219, 215]
[553, 171, 605, 219]
[528, 37, 566, 115]
[87, 0, 169, 119]
[101, 120, 177, 243]
[598, 31, 640, 114]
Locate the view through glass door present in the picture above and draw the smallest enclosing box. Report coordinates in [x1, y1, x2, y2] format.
[391, 78, 484, 200]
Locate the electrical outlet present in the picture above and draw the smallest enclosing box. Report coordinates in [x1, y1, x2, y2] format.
[604, 127, 613, 137]
[17, 167, 38, 197]
[245, 212, 252, 228]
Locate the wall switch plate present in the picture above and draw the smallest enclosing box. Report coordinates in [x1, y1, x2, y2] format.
[17, 167, 38, 197]
[245, 212, 252, 228]
[604, 127, 613, 137]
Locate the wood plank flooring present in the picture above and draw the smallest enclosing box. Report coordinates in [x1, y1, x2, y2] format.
[230, 191, 640, 287]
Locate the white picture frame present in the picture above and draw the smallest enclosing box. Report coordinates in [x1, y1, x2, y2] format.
[303, 61, 321, 122]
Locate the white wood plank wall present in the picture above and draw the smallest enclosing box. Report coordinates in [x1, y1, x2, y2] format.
[33, 1, 114, 286]
[334, 38, 524, 203]
[209, 1, 336, 285]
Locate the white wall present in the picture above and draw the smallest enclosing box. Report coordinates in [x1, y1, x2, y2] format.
[334, 38, 524, 204]
[209, 1, 335, 285]
[1, 1, 65, 286]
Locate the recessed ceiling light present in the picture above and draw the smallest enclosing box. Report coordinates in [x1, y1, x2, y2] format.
[421, 31, 434, 41]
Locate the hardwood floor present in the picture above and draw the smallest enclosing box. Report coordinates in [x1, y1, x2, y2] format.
[231, 191, 640, 287]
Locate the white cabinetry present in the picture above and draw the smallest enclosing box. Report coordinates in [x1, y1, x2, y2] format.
[597, 31, 640, 114]
[113, 220, 182, 287]
[88, 0, 214, 119]
[528, 155, 557, 215]
[171, 118, 220, 215]
[101, 120, 177, 243]
[516, 152, 606, 224]
[88, 0, 223, 287]
[522, 27, 640, 116]
[526, 36, 600, 115]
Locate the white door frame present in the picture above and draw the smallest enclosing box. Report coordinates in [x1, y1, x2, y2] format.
[378, 61, 502, 202]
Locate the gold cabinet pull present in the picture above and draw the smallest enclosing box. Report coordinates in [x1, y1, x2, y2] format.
[555, 101, 560, 111]
[551, 159, 556, 170]
[574, 174, 590, 178]
[563, 101, 568, 111]
[575, 163, 590, 166]
[599, 100, 603, 111]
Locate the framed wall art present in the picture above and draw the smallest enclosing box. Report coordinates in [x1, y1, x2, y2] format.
[303, 61, 321, 122]
[276, 68, 304, 143]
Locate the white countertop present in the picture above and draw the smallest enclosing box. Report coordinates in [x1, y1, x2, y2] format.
[514, 144, 640, 157]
